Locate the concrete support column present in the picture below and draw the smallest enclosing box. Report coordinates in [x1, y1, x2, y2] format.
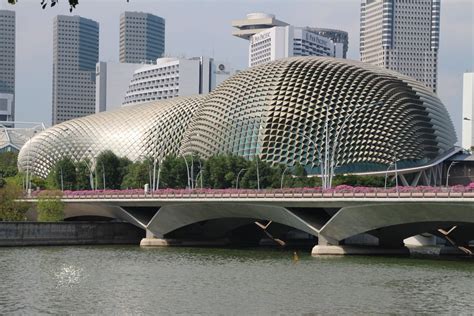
[312, 234, 409, 256]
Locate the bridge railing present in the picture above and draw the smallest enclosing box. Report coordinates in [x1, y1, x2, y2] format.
[22, 186, 474, 200]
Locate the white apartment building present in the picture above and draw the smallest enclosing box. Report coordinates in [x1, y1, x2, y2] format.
[232, 13, 347, 68]
[462, 73, 474, 150]
[123, 57, 233, 106]
[249, 26, 340, 67]
[95, 62, 144, 113]
[360, 0, 440, 93]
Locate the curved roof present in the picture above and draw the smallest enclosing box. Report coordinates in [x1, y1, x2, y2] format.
[19, 57, 456, 178]
[18, 96, 203, 178]
[180, 57, 456, 173]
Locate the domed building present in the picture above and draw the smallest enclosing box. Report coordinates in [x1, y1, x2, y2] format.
[19, 57, 456, 180]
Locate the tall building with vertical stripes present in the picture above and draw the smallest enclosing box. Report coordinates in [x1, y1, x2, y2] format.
[119, 12, 165, 64]
[0, 10, 15, 125]
[360, 0, 440, 93]
[52, 15, 99, 125]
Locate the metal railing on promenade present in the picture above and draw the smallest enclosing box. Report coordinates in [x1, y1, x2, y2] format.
[22, 186, 474, 200]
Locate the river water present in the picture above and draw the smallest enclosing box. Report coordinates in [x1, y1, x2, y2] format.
[0, 246, 473, 315]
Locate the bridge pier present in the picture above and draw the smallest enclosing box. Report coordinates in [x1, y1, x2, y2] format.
[311, 235, 409, 256]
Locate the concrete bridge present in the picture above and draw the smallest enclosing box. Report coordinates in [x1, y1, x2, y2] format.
[25, 190, 474, 255]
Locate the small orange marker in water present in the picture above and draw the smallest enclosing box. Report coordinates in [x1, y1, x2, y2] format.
[293, 251, 299, 262]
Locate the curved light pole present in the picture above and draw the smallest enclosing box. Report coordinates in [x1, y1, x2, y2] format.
[280, 166, 290, 189]
[329, 101, 383, 188]
[180, 155, 191, 189]
[255, 155, 260, 190]
[101, 161, 106, 190]
[446, 161, 458, 188]
[384, 163, 395, 189]
[82, 159, 95, 190]
[236, 168, 247, 189]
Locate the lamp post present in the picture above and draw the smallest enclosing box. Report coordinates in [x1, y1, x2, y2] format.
[328, 101, 383, 188]
[255, 155, 260, 190]
[384, 163, 393, 190]
[180, 155, 191, 189]
[446, 161, 458, 188]
[280, 166, 290, 189]
[60, 166, 64, 192]
[83, 159, 94, 190]
[236, 168, 247, 189]
[101, 162, 106, 190]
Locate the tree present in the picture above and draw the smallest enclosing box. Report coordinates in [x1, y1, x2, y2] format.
[75, 161, 91, 190]
[121, 160, 150, 189]
[95, 150, 129, 190]
[332, 174, 386, 187]
[0, 183, 29, 221]
[159, 155, 189, 189]
[203, 153, 248, 189]
[37, 190, 64, 222]
[240, 157, 275, 189]
[7, 0, 129, 12]
[52, 157, 76, 190]
[0, 151, 18, 179]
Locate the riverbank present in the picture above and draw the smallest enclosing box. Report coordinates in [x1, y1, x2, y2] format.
[0, 222, 144, 246]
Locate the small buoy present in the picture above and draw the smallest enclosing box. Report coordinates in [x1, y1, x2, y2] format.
[293, 251, 299, 262]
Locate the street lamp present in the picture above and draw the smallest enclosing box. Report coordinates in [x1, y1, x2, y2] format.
[180, 154, 191, 189]
[101, 161, 106, 190]
[280, 166, 290, 189]
[255, 155, 260, 190]
[446, 161, 459, 187]
[236, 168, 247, 189]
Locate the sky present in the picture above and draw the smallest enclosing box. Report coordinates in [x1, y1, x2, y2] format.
[1, 0, 473, 142]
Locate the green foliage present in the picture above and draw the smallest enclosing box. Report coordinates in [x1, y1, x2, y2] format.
[332, 174, 386, 187]
[0, 151, 19, 179]
[75, 161, 91, 190]
[203, 154, 247, 189]
[0, 183, 29, 221]
[95, 150, 129, 190]
[121, 160, 151, 189]
[159, 155, 190, 189]
[37, 191, 64, 222]
[52, 157, 76, 190]
[241, 157, 274, 189]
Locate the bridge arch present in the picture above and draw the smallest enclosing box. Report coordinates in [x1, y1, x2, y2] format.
[145, 203, 320, 238]
[319, 202, 474, 244]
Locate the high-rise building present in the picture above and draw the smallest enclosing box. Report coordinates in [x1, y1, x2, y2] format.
[360, 0, 440, 93]
[123, 57, 233, 106]
[305, 28, 349, 58]
[119, 12, 165, 64]
[0, 10, 15, 125]
[462, 73, 474, 150]
[95, 61, 144, 113]
[248, 26, 341, 67]
[232, 13, 348, 67]
[52, 15, 99, 125]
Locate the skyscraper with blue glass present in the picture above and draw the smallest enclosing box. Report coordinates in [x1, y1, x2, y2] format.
[0, 10, 15, 125]
[52, 15, 99, 125]
[119, 12, 165, 64]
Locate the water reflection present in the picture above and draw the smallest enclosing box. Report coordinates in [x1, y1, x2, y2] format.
[55, 264, 83, 287]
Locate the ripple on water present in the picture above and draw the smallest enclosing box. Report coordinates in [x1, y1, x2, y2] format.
[0, 246, 473, 315]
